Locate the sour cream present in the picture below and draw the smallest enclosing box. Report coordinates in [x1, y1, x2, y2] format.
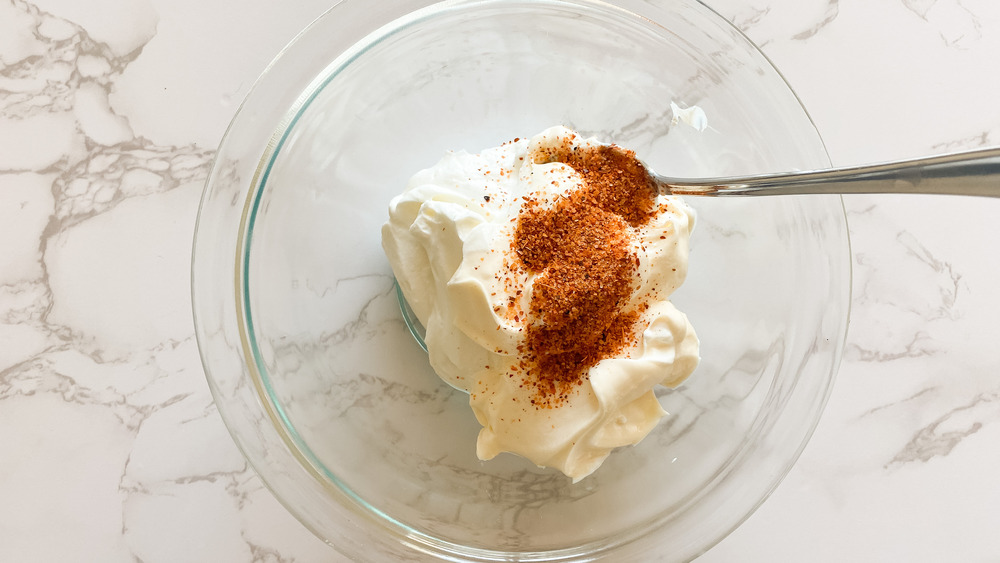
[382, 126, 699, 481]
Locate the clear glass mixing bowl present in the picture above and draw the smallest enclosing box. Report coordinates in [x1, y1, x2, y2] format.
[192, 0, 851, 560]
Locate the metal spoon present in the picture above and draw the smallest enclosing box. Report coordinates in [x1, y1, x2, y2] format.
[653, 146, 1000, 197]
[398, 144, 1000, 372]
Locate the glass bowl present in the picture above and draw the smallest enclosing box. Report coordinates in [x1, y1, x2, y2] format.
[191, 0, 851, 560]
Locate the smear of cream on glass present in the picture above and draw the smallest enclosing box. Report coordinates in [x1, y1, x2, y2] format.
[670, 101, 708, 132]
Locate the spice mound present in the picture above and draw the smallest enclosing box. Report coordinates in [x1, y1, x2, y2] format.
[381, 126, 699, 482]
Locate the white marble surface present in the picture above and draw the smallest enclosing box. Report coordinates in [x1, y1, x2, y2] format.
[1, 0, 998, 561]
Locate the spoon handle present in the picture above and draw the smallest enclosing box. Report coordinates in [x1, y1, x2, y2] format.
[662, 146, 1000, 197]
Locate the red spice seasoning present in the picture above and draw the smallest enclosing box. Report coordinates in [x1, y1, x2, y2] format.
[512, 138, 659, 407]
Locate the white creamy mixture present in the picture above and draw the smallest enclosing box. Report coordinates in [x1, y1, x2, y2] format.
[382, 126, 699, 481]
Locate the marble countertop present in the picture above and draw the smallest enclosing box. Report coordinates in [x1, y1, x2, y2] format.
[2, 0, 998, 560]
